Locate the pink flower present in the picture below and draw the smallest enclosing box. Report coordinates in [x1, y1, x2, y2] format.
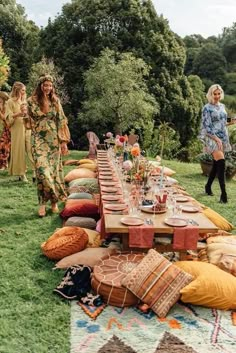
[123, 160, 133, 171]
[106, 132, 113, 138]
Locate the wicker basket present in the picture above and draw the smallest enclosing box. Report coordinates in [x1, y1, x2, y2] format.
[91, 252, 145, 307]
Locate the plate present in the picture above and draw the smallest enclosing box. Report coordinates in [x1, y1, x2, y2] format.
[175, 196, 189, 202]
[164, 217, 187, 227]
[102, 195, 121, 201]
[181, 205, 199, 213]
[100, 181, 118, 186]
[104, 204, 127, 211]
[140, 206, 167, 214]
[101, 187, 119, 193]
[99, 172, 113, 176]
[99, 176, 113, 180]
[120, 216, 144, 226]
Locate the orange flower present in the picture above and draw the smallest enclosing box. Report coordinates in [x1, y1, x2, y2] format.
[131, 146, 140, 157]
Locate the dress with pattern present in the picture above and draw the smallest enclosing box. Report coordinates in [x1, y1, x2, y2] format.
[27, 97, 70, 205]
[0, 117, 11, 169]
[199, 103, 231, 154]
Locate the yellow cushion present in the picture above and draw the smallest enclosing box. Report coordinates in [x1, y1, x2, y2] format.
[175, 261, 236, 310]
[79, 159, 95, 165]
[207, 242, 236, 264]
[77, 163, 97, 171]
[202, 207, 234, 231]
[82, 228, 101, 248]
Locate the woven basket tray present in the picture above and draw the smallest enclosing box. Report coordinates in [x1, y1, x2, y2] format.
[91, 252, 145, 307]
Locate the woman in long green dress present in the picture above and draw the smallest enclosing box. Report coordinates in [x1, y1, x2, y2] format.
[27, 75, 70, 217]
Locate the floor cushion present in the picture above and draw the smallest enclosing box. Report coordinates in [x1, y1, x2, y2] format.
[82, 228, 101, 247]
[218, 254, 236, 276]
[202, 207, 234, 231]
[79, 159, 96, 165]
[175, 261, 236, 310]
[206, 235, 236, 264]
[60, 200, 99, 220]
[77, 163, 97, 172]
[64, 216, 97, 229]
[69, 178, 99, 194]
[121, 249, 193, 317]
[65, 168, 96, 182]
[68, 192, 93, 200]
[41, 226, 88, 260]
[55, 247, 117, 269]
[92, 252, 145, 307]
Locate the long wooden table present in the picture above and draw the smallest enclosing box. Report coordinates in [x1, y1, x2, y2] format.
[104, 209, 218, 252]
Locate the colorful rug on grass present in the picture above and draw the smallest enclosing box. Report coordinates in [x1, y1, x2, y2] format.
[70, 301, 236, 353]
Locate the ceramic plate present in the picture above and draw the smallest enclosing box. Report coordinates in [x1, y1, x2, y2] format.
[181, 205, 199, 213]
[99, 176, 113, 180]
[104, 204, 127, 211]
[101, 187, 119, 193]
[164, 217, 187, 227]
[120, 216, 144, 226]
[100, 181, 118, 187]
[102, 195, 121, 201]
[99, 172, 113, 176]
[140, 206, 167, 214]
[175, 196, 189, 202]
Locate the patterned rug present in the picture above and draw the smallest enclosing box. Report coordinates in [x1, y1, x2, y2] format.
[70, 301, 236, 353]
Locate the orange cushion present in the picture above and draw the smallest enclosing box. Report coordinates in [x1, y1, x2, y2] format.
[60, 199, 99, 219]
[64, 168, 96, 182]
[41, 226, 88, 260]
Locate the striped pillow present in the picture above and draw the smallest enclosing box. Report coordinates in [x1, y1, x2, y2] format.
[122, 249, 193, 318]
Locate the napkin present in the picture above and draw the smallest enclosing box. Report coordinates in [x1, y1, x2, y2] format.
[172, 225, 199, 250]
[128, 225, 155, 248]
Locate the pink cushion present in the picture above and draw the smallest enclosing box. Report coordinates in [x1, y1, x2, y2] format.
[60, 199, 99, 219]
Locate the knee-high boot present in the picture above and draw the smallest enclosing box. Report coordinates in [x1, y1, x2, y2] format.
[216, 159, 227, 203]
[205, 159, 217, 196]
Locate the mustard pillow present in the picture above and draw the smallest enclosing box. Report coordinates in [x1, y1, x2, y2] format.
[175, 261, 236, 310]
[202, 207, 233, 231]
[79, 159, 95, 165]
[82, 228, 101, 248]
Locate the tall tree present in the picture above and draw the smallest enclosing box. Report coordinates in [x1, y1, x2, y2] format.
[79, 49, 158, 138]
[40, 0, 202, 152]
[0, 38, 10, 88]
[0, 0, 40, 84]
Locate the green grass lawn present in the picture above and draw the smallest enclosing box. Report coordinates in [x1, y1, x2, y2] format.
[0, 151, 235, 353]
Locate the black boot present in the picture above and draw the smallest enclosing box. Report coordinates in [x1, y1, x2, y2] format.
[216, 159, 228, 203]
[205, 159, 217, 196]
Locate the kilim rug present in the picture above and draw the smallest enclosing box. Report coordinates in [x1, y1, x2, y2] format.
[70, 301, 236, 353]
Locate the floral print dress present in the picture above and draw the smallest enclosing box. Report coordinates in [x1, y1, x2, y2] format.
[27, 98, 70, 205]
[0, 117, 11, 170]
[199, 103, 231, 154]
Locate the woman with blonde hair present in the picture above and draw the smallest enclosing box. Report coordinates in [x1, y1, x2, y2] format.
[0, 91, 10, 170]
[5, 81, 35, 182]
[27, 74, 70, 217]
[199, 84, 231, 203]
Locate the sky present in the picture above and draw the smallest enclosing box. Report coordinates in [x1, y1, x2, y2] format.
[16, 0, 236, 38]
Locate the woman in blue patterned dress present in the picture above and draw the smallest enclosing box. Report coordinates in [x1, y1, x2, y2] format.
[199, 84, 231, 203]
[27, 75, 70, 217]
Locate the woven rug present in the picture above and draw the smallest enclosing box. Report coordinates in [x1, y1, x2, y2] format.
[70, 301, 236, 353]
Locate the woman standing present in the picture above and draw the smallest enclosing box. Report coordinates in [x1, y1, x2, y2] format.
[0, 91, 10, 170]
[27, 75, 70, 217]
[199, 84, 231, 203]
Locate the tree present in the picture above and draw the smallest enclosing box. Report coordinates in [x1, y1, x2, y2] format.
[40, 0, 204, 153]
[192, 43, 227, 87]
[79, 49, 158, 137]
[27, 57, 69, 104]
[0, 38, 10, 88]
[0, 0, 40, 84]
[219, 23, 236, 71]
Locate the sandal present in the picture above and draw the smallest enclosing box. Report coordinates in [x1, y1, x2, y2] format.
[38, 205, 46, 217]
[51, 203, 59, 213]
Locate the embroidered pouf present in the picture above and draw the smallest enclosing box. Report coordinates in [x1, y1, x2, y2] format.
[91, 252, 144, 307]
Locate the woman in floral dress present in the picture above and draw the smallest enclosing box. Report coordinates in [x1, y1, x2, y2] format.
[199, 84, 231, 203]
[0, 91, 10, 170]
[27, 75, 70, 217]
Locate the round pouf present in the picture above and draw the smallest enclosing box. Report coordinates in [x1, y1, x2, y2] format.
[91, 252, 145, 307]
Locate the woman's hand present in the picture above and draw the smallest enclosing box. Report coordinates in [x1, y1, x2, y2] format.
[61, 142, 69, 156]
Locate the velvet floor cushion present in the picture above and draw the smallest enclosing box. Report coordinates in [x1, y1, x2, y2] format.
[175, 261, 236, 310]
[69, 178, 99, 194]
[68, 192, 93, 200]
[65, 168, 96, 182]
[41, 226, 88, 260]
[64, 216, 97, 229]
[121, 249, 193, 318]
[60, 199, 99, 220]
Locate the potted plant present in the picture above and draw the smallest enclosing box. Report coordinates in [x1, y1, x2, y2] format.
[196, 151, 236, 179]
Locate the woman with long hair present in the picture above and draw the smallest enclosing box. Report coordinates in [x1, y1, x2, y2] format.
[199, 84, 231, 203]
[0, 91, 10, 170]
[5, 81, 35, 182]
[27, 74, 70, 217]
